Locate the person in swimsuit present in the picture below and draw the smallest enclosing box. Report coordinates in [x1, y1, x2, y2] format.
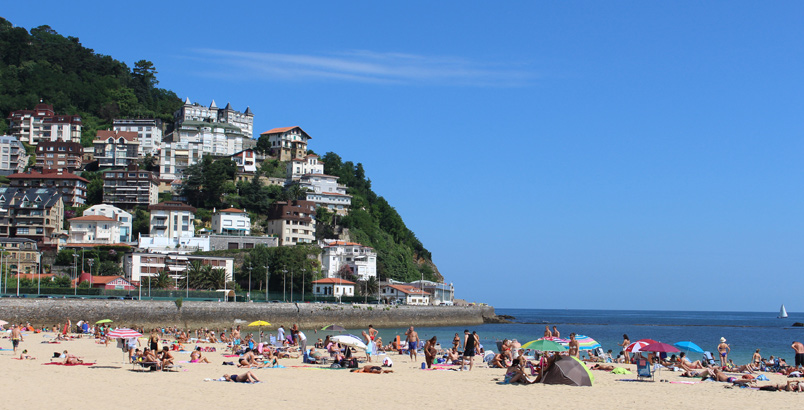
[568, 333, 580, 358]
[368, 325, 378, 341]
[351, 365, 393, 374]
[620, 334, 630, 364]
[452, 333, 460, 350]
[405, 326, 419, 361]
[544, 326, 552, 338]
[552, 326, 560, 338]
[10, 325, 23, 353]
[223, 371, 260, 383]
[752, 349, 762, 368]
[462, 330, 478, 371]
[791, 341, 804, 370]
[717, 337, 730, 367]
[190, 347, 210, 363]
[149, 329, 159, 352]
[423, 336, 438, 369]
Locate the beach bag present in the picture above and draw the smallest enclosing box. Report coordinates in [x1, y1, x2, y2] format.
[347, 358, 359, 368]
[330, 363, 342, 369]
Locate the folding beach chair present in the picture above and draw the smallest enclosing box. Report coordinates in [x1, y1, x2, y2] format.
[702, 351, 716, 366]
[636, 359, 654, 381]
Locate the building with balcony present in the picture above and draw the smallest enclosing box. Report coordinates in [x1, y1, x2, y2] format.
[230, 149, 258, 173]
[82, 204, 132, 243]
[299, 173, 352, 215]
[112, 118, 163, 156]
[211, 207, 251, 235]
[380, 283, 431, 305]
[0, 238, 41, 275]
[260, 126, 310, 162]
[102, 164, 159, 209]
[312, 278, 355, 298]
[287, 154, 324, 181]
[0, 136, 29, 176]
[265, 200, 316, 246]
[7, 170, 87, 207]
[0, 187, 65, 245]
[405, 280, 454, 305]
[35, 140, 83, 173]
[93, 130, 140, 168]
[175, 98, 254, 139]
[67, 215, 122, 245]
[123, 252, 233, 286]
[320, 240, 377, 281]
[7, 102, 82, 145]
[148, 201, 196, 239]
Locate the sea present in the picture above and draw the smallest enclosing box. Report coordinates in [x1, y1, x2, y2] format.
[303, 308, 803, 365]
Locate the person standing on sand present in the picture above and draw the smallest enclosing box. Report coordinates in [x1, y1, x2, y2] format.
[368, 324, 378, 342]
[620, 334, 630, 364]
[717, 337, 730, 367]
[792, 341, 804, 369]
[405, 326, 419, 361]
[10, 324, 23, 353]
[568, 333, 579, 358]
[462, 330, 478, 371]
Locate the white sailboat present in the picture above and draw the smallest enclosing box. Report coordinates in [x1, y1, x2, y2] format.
[779, 304, 788, 318]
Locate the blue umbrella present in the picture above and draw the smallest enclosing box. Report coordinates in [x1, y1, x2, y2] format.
[673, 341, 704, 354]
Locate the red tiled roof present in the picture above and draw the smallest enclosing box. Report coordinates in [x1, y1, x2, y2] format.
[15, 273, 55, 280]
[325, 241, 369, 248]
[7, 170, 88, 183]
[69, 215, 117, 222]
[261, 126, 298, 135]
[90, 275, 127, 284]
[64, 243, 131, 248]
[219, 207, 245, 213]
[96, 130, 138, 142]
[385, 284, 431, 295]
[148, 201, 196, 213]
[312, 278, 356, 285]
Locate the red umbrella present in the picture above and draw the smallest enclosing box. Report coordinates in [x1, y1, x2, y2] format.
[107, 328, 143, 339]
[624, 341, 651, 352]
[642, 342, 679, 353]
[636, 338, 658, 345]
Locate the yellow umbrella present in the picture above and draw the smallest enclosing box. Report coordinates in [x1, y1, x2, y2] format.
[247, 321, 271, 342]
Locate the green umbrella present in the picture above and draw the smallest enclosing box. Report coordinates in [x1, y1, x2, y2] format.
[520, 339, 568, 352]
[95, 319, 113, 324]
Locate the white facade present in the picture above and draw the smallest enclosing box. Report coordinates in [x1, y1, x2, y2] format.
[312, 278, 355, 298]
[137, 235, 210, 253]
[380, 284, 431, 305]
[82, 204, 133, 243]
[300, 173, 352, 215]
[175, 99, 254, 139]
[68, 215, 122, 245]
[124, 252, 233, 285]
[287, 155, 324, 180]
[0, 136, 29, 175]
[260, 126, 310, 161]
[321, 240, 377, 281]
[231, 149, 257, 173]
[149, 202, 196, 239]
[112, 118, 163, 157]
[159, 141, 199, 181]
[7, 103, 82, 145]
[211, 208, 251, 235]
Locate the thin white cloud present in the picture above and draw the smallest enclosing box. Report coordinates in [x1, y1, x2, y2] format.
[189, 49, 535, 86]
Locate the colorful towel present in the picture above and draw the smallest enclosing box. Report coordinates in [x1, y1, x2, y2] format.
[43, 362, 93, 366]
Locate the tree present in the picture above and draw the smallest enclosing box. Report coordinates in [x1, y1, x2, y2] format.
[97, 260, 122, 276]
[152, 270, 172, 289]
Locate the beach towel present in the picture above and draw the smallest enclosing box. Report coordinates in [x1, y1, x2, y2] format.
[755, 374, 769, 381]
[670, 381, 699, 384]
[611, 367, 631, 374]
[43, 362, 93, 366]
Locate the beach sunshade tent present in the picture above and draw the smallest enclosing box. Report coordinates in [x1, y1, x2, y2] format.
[330, 334, 367, 350]
[321, 324, 346, 332]
[521, 339, 568, 352]
[574, 335, 602, 351]
[642, 342, 679, 353]
[673, 341, 704, 354]
[107, 328, 143, 339]
[541, 356, 594, 386]
[95, 319, 113, 324]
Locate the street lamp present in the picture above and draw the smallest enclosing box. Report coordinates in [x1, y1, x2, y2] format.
[300, 268, 306, 303]
[282, 267, 287, 302]
[290, 268, 293, 302]
[186, 262, 190, 299]
[87, 259, 94, 291]
[264, 265, 269, 302]
[72, 252, 78, 296]
[247, 265, 252, 301]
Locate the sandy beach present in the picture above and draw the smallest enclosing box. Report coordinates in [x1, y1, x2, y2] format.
[2, 330, 803, 410]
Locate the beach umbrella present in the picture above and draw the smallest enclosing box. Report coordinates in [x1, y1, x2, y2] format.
[321, 324, 346, 332]
[521, 339, 568, 352]
[624, 341, 651, 353]
[673, 341, 704, 354]
[0, 320, 8, 326]
[95, 319, 113, 324]
[247, 321, 271, 343]
[107, 328, 143, 339]
[636, 339, 658, 345]
[574, 335, 602, 351]
[642, 342, 679, 353]
[331, 334, 367, 350]
[538, 337, 570, 344]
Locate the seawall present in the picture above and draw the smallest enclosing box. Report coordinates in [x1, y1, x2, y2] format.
[0, 299, 497, 329]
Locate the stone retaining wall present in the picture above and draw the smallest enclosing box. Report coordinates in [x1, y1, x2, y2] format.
[0, 299, 496, 329]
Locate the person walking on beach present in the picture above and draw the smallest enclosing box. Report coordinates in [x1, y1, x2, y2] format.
[462, 330, 478, 371]
[568, 333, 579, 358]
[717, 337, 730, 367]
[277, 325, 285, 344]
[792, 341, 804, 369]
[405, 326, 419, 361]
[10, 324, 23, 353]
[620, 334, 630, 364]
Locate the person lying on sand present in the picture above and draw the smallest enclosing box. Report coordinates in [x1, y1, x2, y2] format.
[62, 351, 83, 365]
[701, 368, 755, 385]
[19, 350, 35, 360]
[590, 364, 616, 371]
[223, 372, 260, 383]
[678, 353, 704, 369]
[190, 347, 210, 363]
[351, 365, 393, 374]
[758, 381, 804, 392]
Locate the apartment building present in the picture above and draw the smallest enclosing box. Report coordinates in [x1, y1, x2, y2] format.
[321, 240, 377, 281]
[67, 215, 122, 245]
[264, 200, 316, 245]
[112, 118, 163, 156]
[287, 154, 324, 180]
[175, 98, 254, 139]
[260, 126, 311, 161]
[93, 130, 140, 168]
[6, 102, 82, 145]
[102, 164, 159, 209]
[35, 140, 83, 172]
[0, 136, 29, 176]
[148, 201, 196, 239]
[211, 207, 251, 236]
[0, 237, 41, 274]
[0, 187, 64, 245]
[123, 252, 233, 285]
[299, 173, 352, 215]
[82, 204, 132, 243]
[7, 170, 87, 207]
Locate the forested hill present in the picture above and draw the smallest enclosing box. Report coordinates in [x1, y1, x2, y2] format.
[0, 18, 182, 145]
[0, 18, 441, 283]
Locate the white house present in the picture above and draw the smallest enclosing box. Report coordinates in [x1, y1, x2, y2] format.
[211, 207, 251, 235]
[287, 154, 324, 180]
[139, 201, 209, 252]
[380, 284, 431, 305]
[82, 204, 133, 243]
[321, 240, 377, 281]
[300, 173, 351, 215]
[312, 278, 355, 299]
[112, 118, 163, 157]
[67, 215, 122, 245]
[260, 126, 311, 161]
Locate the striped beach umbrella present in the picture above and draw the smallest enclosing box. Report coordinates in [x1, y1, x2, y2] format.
[538, 337, 570, 345]
[107, 328, 143, 339]
[624, 341, 651, 352]
[574, 335, 602, 351]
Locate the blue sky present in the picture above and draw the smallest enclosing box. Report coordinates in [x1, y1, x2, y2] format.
[4, 1, 803, 311]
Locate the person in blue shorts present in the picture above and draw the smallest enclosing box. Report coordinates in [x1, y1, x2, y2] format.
[405, 326, 419, 361]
